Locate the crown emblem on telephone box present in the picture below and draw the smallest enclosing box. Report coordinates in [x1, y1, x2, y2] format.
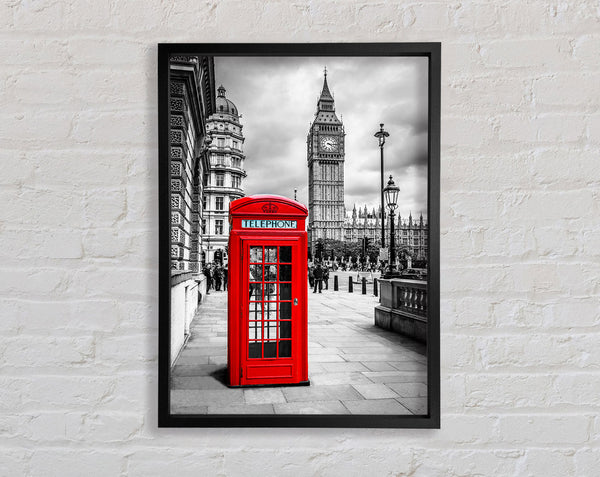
[262, 202, 278, 213]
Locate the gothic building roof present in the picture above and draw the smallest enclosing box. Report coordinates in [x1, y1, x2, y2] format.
[215, 85, 239, 117]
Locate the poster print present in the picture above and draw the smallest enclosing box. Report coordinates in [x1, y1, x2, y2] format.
[158, 44, 440, 428]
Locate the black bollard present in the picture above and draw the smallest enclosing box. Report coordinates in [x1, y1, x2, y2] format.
[373, 278, 378, 297]
[348, 276, 353, 293]
[334, 275, 339, 291]
[362, 277, 367, 295]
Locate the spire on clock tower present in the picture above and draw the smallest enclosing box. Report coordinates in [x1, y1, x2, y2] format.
[320, 67, 333, 101]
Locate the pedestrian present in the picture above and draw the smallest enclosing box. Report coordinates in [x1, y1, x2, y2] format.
[308, 265, 315, 288]
[223, 266, 228, 291]
[313, 263, 323, 293]
[203, 264, 212, 294]
[323, 265, 329, 290]
[214, 266, 222, 291]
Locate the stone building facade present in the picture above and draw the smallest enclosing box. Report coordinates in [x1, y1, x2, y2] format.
[169, 55, 215, 364]
[307, 70, 346, 254]
[202, 85, 246, 265]
[343, 205, 429, 262]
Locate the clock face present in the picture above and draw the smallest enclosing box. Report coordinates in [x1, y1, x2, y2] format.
[320, 136, 338, 152]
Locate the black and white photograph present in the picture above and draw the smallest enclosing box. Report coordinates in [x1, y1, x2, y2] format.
[158, 43, 440, 428]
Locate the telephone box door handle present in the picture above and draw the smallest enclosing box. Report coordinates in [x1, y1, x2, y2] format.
[294, 298, 298, 306]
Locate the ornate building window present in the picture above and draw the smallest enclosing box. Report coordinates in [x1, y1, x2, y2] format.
[216, 173, 224, 187]
[216, 196, 224, 211]
[232, 176, 241, 189]
[215, 220, 223, 235]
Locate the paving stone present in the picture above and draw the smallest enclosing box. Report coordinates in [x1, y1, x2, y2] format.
[244, 388, 287, 405]
[282, 384, 363, 402]
[364, 371, 427, 384]
[207, 403, 275, 414]
[171, 405, 208, 415]
[170, 389, 244, 409]
[274, 400, 349, 414]
[343, 398, 413, 415]
[170, 376, 228, 390]
[362, 361, 398, 372]
[319, 361, 370, 373]
[208, 355, 228, 365]
[388, 382, 428, 398]
[310, 372, 373, 385]
[397, 397, 427, 415]
[171, 364, 222, 377]
[308, 354, 346, 363]
[174, 355, 210, 365]
[389, 361, 427, 372]
[352, 383, 399, 400]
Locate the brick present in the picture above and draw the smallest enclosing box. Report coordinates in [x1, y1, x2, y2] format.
[29, 450, 123, 477]
[0, 449, 30, 476]
[442, 116, 494, 148]
[542, 300, 600, 327]
[127, 449, 224, 477]
[522, 449, 576, 476]
[65, 412, 143, 442]
[11, 70, 77, 105]
[1, 336, 94, 368]
[29, 150, 132, 187]
[66, 39, 147, 66]
[0, 188, 85, 227]
[465, 373, 554, 408]
[403, 4, 454, 32]
[94, 335, 157, 366]
[480, 38, 573, 69]
[477, 333, 600, 369]
[554, 374, 600, 406]
[415, 449, 521, 476]
[0, 376, 116, 412]
[438, 415, 500, 444]
[534, 73, 600, 106]
[2, 299, 119, 333]
[498, 415, 590, 444]
[71, 111, 153, 146]
[84, 188, 127, 226]
[573, 34, 600, 67]
[575, 448, 600, 476]
[497, 113, 586, 143]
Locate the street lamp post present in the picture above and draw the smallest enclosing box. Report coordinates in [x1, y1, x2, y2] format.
[383, 175, 401, 279]
[374, 124, 389, 249]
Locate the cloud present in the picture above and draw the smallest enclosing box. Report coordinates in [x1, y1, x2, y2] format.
[214, 56, 429, 215]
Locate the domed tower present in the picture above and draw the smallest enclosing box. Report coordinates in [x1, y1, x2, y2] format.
[202, 85, 246, 265]
[307, 69, 346, 256]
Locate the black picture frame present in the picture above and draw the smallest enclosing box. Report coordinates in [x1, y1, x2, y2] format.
[158, 43, 440, 428]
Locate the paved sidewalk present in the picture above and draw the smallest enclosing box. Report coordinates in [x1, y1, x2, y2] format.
[171, 274, 427, 415]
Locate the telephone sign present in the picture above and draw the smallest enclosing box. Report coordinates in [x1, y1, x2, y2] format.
[227, 195, 309, 387]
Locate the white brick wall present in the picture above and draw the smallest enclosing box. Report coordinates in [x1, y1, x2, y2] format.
[1, 0, 598, 475]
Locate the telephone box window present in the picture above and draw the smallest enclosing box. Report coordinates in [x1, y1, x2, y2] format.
[246, 244, 294, 360]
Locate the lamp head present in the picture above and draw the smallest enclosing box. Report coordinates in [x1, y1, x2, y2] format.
[383, 175, 400, 211]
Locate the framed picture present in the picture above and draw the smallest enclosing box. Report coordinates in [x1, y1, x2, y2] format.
[158, 43, 440, 428]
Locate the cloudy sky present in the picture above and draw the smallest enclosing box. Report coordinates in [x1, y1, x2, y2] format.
[215, 56, 428, 218]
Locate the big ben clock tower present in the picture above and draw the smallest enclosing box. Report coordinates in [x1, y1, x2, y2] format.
[307, 68, 346, 257]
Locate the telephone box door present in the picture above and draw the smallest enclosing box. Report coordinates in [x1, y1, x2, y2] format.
[240, 238, 303, 386]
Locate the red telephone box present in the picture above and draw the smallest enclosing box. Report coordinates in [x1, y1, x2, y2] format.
[227, 195, 309, 387]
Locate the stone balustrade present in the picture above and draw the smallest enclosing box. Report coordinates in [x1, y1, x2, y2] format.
[374, 278, 427, 343]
